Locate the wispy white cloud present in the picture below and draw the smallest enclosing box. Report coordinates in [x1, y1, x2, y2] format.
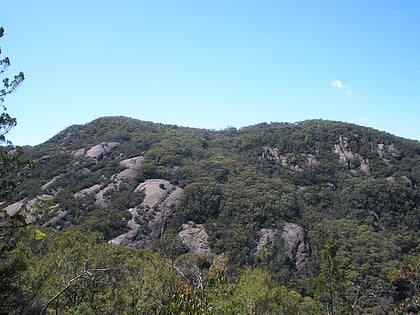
[331, 80, 352, 96]
[331, 80, 344, 88]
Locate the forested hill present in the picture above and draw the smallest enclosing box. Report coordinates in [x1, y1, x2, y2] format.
[3, 116, 420, 313]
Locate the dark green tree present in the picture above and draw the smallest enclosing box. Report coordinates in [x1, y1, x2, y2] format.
[0, 26, 27, 199]
[314, 237, 351, 315]
[0, 27, 24, 145]
[388, 257, 420, 314]
[0, 26, 30, 314]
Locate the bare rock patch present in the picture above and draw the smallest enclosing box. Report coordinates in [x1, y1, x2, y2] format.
[85, 142, 120, 160]
[178, 222, 210, 254]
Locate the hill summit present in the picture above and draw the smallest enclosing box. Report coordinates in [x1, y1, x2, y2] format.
[5, 116, 420, 313]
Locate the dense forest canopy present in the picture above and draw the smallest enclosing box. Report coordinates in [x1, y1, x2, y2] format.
[1, 115, 418, 314]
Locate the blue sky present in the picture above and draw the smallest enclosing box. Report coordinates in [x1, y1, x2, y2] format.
[1, 1, 419, 145]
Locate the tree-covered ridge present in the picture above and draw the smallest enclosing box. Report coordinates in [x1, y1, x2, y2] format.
[3, 116, 420, 313]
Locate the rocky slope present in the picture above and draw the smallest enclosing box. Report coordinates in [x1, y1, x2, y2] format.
[6, 117, 419, 285]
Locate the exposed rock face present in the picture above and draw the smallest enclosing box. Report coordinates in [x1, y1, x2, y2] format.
[333, 136, 370, 175]
[142, 180, 182, 242]
[334, 136, 354, 163]
[255, 228, 277, 254]
[377, 143, 387, 161]
[388, 143, 401, 159]
[115, 156, 144, 182]
[3, 195, 56, 223]
[262, 146, 280, 164]
[74, 184, 102, 199]
[281, 223, 310, 273]
[359, 159, 371, 174]
[120, 156, 144, 171]
[74, 155, 143, 206]
[95, 183, 115, 207]
[305, 154, 318, 166]
[110, 179, 183, 249]
[262, 146, 318, 171]
[41, 176, 61, 191]
[254, 224, 310, 274]
[377, 143, 402, 166]
[387, 175, 414, 187]
[280, 153, 319, 171]
[135, 179, 174, 208]
[109, 208, 141, 247]
[400, 176, 413, 187]
[42, 210, 68, 228]
[3, 200, 26, 216]
[135, 179, 183, 244]
[71, 148, 85, 158]
[178, 222, 210, 254]
[85, 142, 120, 160]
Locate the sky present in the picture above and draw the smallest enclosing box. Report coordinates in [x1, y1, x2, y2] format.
[1, 1, 419, 145]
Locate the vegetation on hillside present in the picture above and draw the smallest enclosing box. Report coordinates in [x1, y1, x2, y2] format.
[0, 115, 416, 314]
[0, 27, 419, 314]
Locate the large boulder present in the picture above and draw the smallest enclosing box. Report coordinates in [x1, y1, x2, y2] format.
[281, 222, 310, 273]
[178, 222, 210, 254]
[333, 136, 370, 175]
[85, 142, 120, 160]
[110, 179, 183, 249]
[255, 223, 310, 274]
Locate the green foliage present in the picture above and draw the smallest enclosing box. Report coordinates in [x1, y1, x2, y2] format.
[208, 267, 308, 314]
[178, 180, 223, 223]
[16, 228, 182, 314]
[0, 148, 33, 200]
[109, 188, 144, 210]
[0, 27, 34, 314]
[0, 26, 24, 145]
[2, 114, 419, 313]
[388, 257, 420, 314]
[80, 208, 130, 240]
[154, 232, 188, 265]
[314, 237, 351, 314]
[166, 283, 213, 315]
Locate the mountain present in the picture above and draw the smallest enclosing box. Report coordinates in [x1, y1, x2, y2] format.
[4, 116, 420, 313]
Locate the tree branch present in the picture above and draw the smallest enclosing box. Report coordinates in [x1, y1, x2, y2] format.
[40, 268, 109, 315]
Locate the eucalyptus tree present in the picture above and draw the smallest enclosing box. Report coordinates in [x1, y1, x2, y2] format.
[0, 26, 30, 313]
